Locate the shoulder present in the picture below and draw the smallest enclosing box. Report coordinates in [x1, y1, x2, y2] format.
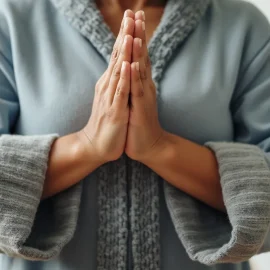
[215, 0, 269, 18]
[208, 0, 269, 33]
[0, 0, 55, 30]
[210, 0, 270, 38]
[204, 0, 270, 67]
[0, 0, 57, 45]
[0, 0, 48, 14]
[0, 0, 55, 10]
[0, 0, 59, 68]
[209, 1, 270, 101]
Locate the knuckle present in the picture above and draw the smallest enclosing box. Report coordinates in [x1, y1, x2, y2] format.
[132, 88, 144, 98]
[101, 93, 108, 103]
[134, 74, 141, 83]
[113, 65, 121, 78]
[106, 107, 116, 119]
[120, 71, 127, 80]
[111, 47, 119, 60]
[116, 86, 128, 99]
[106, 108, 122, 123]
[120, 47, 126, 56]
[140, 70, 147, 80]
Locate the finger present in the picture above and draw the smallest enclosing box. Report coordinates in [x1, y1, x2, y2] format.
[130, 62, 144, 111]
[113, 10, 134, 54]
[107, 15, 135, 78]
[107, 35, 133, 104]
[113, 61, 131, 109]
[135, 10, 145, 21]
[134, 19, 152, 80]
[132, 37, 147, 81]
[99, 12, 134, 95]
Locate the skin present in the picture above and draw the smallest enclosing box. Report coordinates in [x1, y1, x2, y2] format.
[97, 0, 166, 45]
[43, 1, 225, 212]
[43, 11, 136, 198]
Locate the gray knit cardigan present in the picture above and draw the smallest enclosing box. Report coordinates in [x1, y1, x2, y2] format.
[1, 0, 270, 269]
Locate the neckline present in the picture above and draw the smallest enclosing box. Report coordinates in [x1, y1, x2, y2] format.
[50, 0, 210, 92]
[48, 0, 211, 268]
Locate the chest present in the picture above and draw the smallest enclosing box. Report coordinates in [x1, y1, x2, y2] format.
[13, 1, 235, 144]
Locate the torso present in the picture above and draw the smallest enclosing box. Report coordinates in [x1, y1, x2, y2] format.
[1, 0, 267, 269]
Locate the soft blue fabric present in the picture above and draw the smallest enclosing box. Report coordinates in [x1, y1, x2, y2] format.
[0, 0, 270, 269]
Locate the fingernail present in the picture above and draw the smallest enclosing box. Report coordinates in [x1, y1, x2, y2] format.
[141, 11, 145, 21]
[138, 38, 142, 48]
[124, 18, 129, 28]
[142, 22, 145, 31]
[124, 10, 129, 17]
[136, 62, 140, 71]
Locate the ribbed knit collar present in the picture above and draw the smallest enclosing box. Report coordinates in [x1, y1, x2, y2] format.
[51, 0, 210, 89]
[50, 0, 210, 269]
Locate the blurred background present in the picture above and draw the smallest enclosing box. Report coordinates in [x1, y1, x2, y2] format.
[245, 1, 270, 269]
[246, 0, 270, 20]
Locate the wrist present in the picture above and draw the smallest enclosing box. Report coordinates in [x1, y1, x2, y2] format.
[75, 130, 106, 168]
[139, 131, 174, 166]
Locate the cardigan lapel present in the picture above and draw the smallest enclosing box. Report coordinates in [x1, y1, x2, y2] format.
[51, 0, 115, 62]
[49, 1, 210, 269]
[50, 0, 210, 89]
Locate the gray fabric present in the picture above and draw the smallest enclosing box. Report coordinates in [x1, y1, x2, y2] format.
[165, 142, 270, 265]
[129, 160, 160, 270]
[51, 0, 210, 90]
[50, 0, 211, 269]
[51, 0, 270, 267]
[0, 134, 81, 260]
[0, 0, 269, 269]
[96, 156, 128, 270]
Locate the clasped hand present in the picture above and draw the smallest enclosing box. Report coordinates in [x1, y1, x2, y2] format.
[82, 10, 166, 164]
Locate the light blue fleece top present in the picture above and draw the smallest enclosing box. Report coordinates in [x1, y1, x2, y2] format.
[0, 0, 270, 269]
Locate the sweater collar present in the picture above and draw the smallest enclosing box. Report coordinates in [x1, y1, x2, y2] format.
[49, 1, 210, 269]
[50, 0, 210, 90]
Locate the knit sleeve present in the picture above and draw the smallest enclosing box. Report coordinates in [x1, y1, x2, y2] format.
[164, 10, 270, 266]
[0, 135, 82, 260]
[0, 24, 82, 260]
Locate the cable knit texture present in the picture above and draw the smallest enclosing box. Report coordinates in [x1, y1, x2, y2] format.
[130, 160, 160, 270]
[49, 0, 211, 269]
[97, 155, 128, 270]
[49, 0, 270, 268]
[1, 0, 270, 269]
[50, 0, 210, 269]
[165, 142, 270, 264]
[0, 135, 82, 260]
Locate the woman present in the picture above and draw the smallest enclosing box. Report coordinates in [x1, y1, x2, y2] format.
[0, 0, 270, 269]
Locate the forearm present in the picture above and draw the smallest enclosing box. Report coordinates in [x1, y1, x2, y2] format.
[42, 131, 104, 199]
[141, 132, 225, 212]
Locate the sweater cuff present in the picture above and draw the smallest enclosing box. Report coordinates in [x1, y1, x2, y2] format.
[164, 142, 270, 265]
[0, 135, 82, 260]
